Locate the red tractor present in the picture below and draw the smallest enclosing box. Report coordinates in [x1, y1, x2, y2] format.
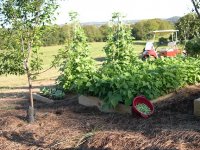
[141, 30, 186, 60]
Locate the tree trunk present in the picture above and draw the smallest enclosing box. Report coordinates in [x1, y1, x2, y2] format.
[24, 57, 35, 123]
[27, 73, 35, 123]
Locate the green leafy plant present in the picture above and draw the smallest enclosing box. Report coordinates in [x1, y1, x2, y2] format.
[40, 87, 65, 100]
[84, 57, 200, 108]
[40, 87, 51, 97]
[54, 12, 96, 93]
[136, 103, 151, 115]
[103, 12, 135, 63]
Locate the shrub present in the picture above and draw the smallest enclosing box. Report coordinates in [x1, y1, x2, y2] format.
[185, 38, 200, 56]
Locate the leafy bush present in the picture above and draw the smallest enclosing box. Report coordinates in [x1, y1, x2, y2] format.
[185, 38, 200, 56]
[82, 57, 200, 108]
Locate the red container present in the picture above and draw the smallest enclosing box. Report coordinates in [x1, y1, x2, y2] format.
[132, 96, 154, 118]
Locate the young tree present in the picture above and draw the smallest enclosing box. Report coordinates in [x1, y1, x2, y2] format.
[0, 0, 59, 123]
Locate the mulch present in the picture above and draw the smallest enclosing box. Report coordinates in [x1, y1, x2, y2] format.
[0, 85, 200, 150]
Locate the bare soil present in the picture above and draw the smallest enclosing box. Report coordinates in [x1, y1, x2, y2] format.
[0, 84, 200, 150]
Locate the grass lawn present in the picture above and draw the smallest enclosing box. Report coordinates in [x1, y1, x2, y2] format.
[0, 42, 145, 88]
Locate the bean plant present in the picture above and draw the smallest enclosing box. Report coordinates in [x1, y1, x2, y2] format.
[56, 12, 200, 109]
[85, 57, 200, 108]
[54, 12, 96, 93]
[104, 12, 135, 63]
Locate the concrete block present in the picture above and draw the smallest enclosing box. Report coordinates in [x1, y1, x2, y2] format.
[78, 95, 131, 114]
[194, 98, 200, 116]
[78, 95, 102, 108]
[33, 93, 54, 103]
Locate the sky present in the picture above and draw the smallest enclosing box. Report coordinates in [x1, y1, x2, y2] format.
[55, 0, 193, 24]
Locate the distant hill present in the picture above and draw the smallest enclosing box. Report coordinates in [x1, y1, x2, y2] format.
[79, 16, 181, 26]
[81, 19, 140, 26]
[166, 16, 180, 23]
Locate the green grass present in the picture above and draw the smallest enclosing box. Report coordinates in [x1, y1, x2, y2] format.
[0, 42, 145, 88]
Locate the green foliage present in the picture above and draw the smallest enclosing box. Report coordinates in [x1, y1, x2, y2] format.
[40, 87, 65, 100]
[131, 19, 174, 40]
[83, 25, 103, 42]
[55, 12, 96, 93]
[82, 57, 200, 108]
[56, 13, 200, 109]
[0, 0, 59, 76]
[176, 13, 200, 41]
[0, 49, 25, 75]
[185, 37, 200, 56]
[103, 12, 134, 63]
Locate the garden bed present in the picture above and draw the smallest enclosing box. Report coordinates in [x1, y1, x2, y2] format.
[78, 91, 175, 115]
[0, 84, 200, 149]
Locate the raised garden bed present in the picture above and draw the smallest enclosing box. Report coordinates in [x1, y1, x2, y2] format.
[78, 92, 176, 115]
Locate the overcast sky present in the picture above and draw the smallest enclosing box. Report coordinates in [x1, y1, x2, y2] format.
[55, 0, 193, 24]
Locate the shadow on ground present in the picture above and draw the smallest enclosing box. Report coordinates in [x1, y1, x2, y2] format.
[94, 57, 105, 62]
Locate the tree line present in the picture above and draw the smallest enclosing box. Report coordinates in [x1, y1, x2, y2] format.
[0, 18, 174, 48]
[0, 15, 199, 49]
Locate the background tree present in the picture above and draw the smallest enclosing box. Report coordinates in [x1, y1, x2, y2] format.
[99, 24, 109, 41]
[0, 0, 59, 123]
[176, 13, 200, 46]
[131, 19, 174, 40]
[83, 25, 102, 42]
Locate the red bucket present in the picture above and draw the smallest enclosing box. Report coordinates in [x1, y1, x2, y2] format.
[132, 96, 154, 118]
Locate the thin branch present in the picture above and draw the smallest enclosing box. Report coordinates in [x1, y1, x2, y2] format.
[191, 0, 200, 19]
[30, 65, 54, 76]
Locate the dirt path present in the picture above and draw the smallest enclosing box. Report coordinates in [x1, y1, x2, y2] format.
[0, 84, 200, 150]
